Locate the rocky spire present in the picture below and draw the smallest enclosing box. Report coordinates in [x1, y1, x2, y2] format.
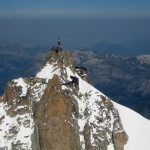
[0, 48, 128, 150]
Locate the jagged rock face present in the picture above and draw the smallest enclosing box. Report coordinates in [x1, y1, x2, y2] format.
[0, 50, 128, 150]
[0, 83, 33, 150]
[34, 75, 80, 150]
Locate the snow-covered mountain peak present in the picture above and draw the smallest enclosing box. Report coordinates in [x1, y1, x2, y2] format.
[0, 48, 150, 150]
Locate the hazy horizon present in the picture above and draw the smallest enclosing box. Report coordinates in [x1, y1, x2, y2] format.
[0, 0, 150, 50]
[0, 17, 150, 48]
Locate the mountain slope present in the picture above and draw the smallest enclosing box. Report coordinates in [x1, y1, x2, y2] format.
[0, 48, 150, 150]
[72, 49, 150, 119]
[113, 102, 150, 150]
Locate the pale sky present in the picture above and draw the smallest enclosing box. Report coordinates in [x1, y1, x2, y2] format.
[0, 0, 150, 18]
[0, 0, 150, 48]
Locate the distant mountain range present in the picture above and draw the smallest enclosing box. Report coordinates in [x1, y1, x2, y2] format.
[89, 39, 150, 56]
[0, 42, 150, 119]
[0, 42, 47, 94]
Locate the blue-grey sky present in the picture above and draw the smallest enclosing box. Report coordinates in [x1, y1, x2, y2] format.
[0, 0, 150, 18]
[0, 0, 150, 49]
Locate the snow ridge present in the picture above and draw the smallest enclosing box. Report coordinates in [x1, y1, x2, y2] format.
[0, 50, 150, 150]
[63, 67, 123, 149]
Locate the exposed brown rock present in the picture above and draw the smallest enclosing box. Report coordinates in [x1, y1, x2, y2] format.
[0, 82, 30, 117]
[113, 131, 126, 150]
[34, 75, 80, 150]
[2, 83, 18, 104]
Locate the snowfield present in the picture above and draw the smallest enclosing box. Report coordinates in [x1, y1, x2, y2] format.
[36, 63, 61, 82]
[114, 102, 150, 150]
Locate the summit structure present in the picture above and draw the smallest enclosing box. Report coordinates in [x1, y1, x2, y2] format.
[51, 36, 62, 53]
[57, 35, 61, 50]
[0, 44, 150, 150]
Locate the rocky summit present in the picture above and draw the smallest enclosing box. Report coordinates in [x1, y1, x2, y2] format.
[0, 43, 150, 150]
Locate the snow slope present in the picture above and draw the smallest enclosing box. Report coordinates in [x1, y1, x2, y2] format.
[62, 67, 150, 149]
[78, 74, 150, 150]
[0, 56, 150, 149]
[36, 63, 61, 82]
[78, 73, 150, 150]
[0, 102, 34, 149]
[114, 102, 150, 150]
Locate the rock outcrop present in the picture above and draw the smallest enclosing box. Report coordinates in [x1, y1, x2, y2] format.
[71, 49, 150, 119]
[0, 48, 128, 150]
